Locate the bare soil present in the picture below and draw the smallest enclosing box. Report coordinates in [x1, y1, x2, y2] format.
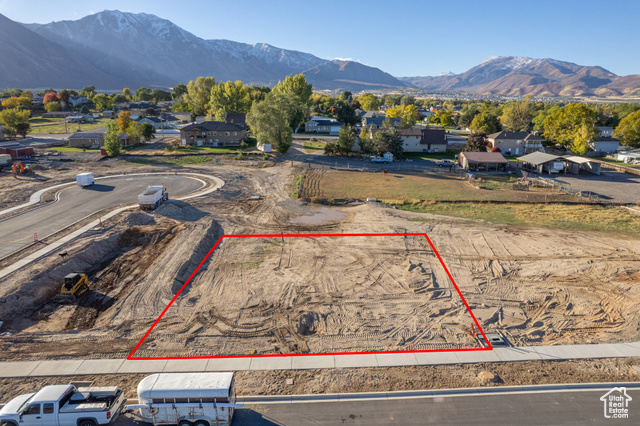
[0, 162, 639, 378]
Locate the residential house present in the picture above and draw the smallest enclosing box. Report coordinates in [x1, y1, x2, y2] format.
[138, 116, 175, 129]
[42, 111, 76, 119]
[598, 126, 614, 137]
[590, 136, 620, 154]
[224, 112, 247, 128]
[362, 114, 401, 129]
[31, 94, 45, 106]
[102, 110, 115, 118]
[171, 112, 192, 123]
[487, 131, 545, 155]
[304, 119, 344, 135]
[369, 128, 447, 153]
[180, 121, 246, 147]
[69, 96, 89, 107]
[459, 152, 508, 171]
[67, 129, 130, 148]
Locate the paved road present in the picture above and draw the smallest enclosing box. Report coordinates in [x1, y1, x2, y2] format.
[554, 169, 640, 203]
[0, 175, 204, 259]
[108, 388, 638, 425]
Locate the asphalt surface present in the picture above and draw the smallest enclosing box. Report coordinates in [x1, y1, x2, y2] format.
[0, 175, 204, 259]
[108, 388, 638, 425]
[554, 169, 640, 203]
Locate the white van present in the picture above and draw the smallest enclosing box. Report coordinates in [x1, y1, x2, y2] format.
[130, 373, 241, 426]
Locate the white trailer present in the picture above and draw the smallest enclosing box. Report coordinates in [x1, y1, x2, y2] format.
[138, 185, 168, 210]
[76, 173, 95, 187]
[129, 373, 242, 426]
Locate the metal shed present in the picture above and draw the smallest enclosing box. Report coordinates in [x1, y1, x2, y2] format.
[517, 152, 566, 174]
[563, 156, 601, 175]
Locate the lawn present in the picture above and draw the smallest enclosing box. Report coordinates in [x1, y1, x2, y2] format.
[402, 202, 640, 236]
[313, 170, 575, 203]
[30, 117, 65, 125]
[168, 137, 257, 153]
[404, 149, 459, 162]
[50, 145, 138, 153]
[29, 118, 111, 134]
[303, 140, 326, 153]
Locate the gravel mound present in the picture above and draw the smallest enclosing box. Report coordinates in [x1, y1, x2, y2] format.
[122, 212, 156, 226]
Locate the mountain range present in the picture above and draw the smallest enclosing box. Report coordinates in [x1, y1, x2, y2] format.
[401, 56, 640, 97]
[1, 10, 639, 97]
[0, 10, 406, 91]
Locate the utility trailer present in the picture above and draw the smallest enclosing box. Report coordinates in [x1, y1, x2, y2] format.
[127, 373, 242, 426]
[76, 173, 95, 187]
[138, 185, 168, 210]
[0, 384, 125, 426]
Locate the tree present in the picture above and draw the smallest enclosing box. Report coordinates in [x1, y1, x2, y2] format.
[249, 86, 271, 103]
[470, 111, 499, 134]
[543, 104, 596, 154]
[135, 87, 153, 102]
[458, 106, 480, 129]
[336, 124, 356, 154]
[2, 97, 31, 110]
[339, 91, 352, 102]
[439, 111, 454, 127]
[44, 102, 61, 112]
[93, 94, 113, 112]
[372, 127, 403, 158]
[172, 84, 188, 99]
[112, 94, 128, 103]
[117, 111, 132, 133]
[126, 121, 143, 144]
[57, 89, 72, 105]
[80, 105, 90, 115]
[247, 91, 304, 153]
[501, 100, 533, 131]
[400, 95, 416, 106]
[382, 94, 402, 107]
[171, 100, 190, 113]
[184, 76, 216, 117]
[140, 122, 156, 142]
[532, 104, 561, 131]
[16, 122, 30, 139]
[358, 93, 380, 111]
[81, 86, 95, 94]
[336, 103, 360, 126]
[465, 132, 489, 152]
[43, 92, 59, 104]
[613, 110, 640, 148]
[359, 126, 372, 153]
[122, 88, 132, 99]
[151, 89, 172, 102]
[388, 105, 419, 128]
[210, 80, 251, 120]
[104, 121, 121, 156]
[0, 108, 31, 138]
[272, 74, 313, 106]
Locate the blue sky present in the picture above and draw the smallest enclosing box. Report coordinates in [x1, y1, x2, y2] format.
[1, 0, 639, 77]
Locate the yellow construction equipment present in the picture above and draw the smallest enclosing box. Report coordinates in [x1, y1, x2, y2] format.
[55, 273, 90, 302]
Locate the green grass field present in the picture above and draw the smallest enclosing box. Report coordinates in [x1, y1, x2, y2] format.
[313, 170, 574, 203]
[404, 149, 459, 161]
[303, 140, 326, 152]
[121, 155, 215, 166]
[29, 118, 111, 134]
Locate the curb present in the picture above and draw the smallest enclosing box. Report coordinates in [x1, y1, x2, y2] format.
[238, 382, 640, 404]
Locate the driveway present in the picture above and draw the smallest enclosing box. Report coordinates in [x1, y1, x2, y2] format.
[554, 169, 640, 203]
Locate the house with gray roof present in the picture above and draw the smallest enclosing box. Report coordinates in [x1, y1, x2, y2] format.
[487, 131, 545, 155]
[180, 121, 246, 147]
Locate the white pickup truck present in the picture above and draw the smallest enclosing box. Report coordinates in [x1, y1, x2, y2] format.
[0, 385, 125, 426]
[138, 185, 169, 210]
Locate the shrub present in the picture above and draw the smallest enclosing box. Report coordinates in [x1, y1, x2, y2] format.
[235, 152, 244, 160]
[262, 154, 269, 160]
[241, 141, 249, 149]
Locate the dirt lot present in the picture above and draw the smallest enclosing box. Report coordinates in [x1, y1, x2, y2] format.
[2, 358, 640, 402]
[0, 159, 639, 367]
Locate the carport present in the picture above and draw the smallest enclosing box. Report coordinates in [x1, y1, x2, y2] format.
[563, 156, 601, 175]
[459, 152, 508, 171]
[517, 152, 566, 175]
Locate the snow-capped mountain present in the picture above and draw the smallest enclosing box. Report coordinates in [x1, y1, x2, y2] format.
[400, 56, 640, 97]
[3, 10, 406, 90]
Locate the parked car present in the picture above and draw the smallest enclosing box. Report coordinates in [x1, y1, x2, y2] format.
[435, 159, 455, 167]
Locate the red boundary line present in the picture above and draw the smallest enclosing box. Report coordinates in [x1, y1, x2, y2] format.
[128, 233, 492, 360]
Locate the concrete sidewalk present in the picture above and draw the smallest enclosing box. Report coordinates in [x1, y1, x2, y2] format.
[2, 341, 640, 378]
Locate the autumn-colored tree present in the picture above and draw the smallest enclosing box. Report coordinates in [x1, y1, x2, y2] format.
[2, 97, 31, 110]
[500, 100, 533, 131]
[43, 92, 59, 104]
[117, 111, 132, 133]
[358, 93, 380, 111]
[210, 80, 252, 120]
[184, 76, 216, 117]
[470, 111, 499, 134]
